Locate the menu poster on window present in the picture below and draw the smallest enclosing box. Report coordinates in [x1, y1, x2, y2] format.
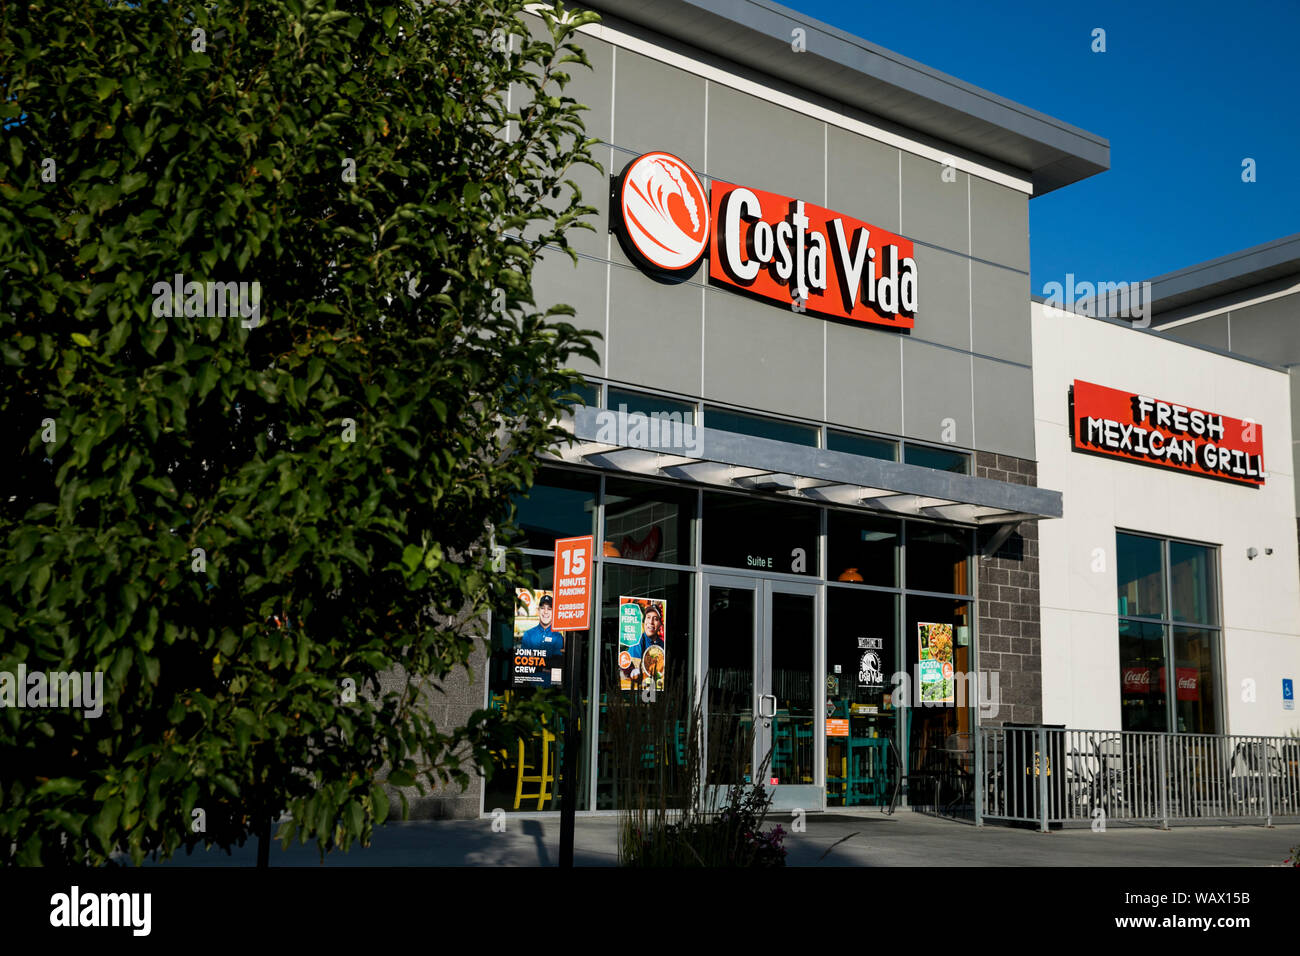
[618, 596, 667, 692]
[917, 622, 954, 704]
[856, 636, 884, 691]
[513, 588, 563, 687]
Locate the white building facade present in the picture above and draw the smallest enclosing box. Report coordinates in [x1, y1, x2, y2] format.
[1034, 301, 1300, 737]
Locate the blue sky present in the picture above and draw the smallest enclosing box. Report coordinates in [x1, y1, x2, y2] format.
[788, 0, 1300, 291]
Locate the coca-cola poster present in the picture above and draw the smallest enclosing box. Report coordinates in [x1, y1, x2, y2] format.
[1121, 666, 1199, 700]
[1122, 667, 1152, 695]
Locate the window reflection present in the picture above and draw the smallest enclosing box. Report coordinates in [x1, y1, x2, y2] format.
[511, 468, 597, 550]
[1119, 619, 1168, 732]
[905, 524, 972, 596]
[1169, 542, 1217, 625]
[903, 443, 969, 474]
[1172, 627, 1219, 734]
[1117, 533, 1164, 618]
[828, 511, 899, 587]
[603, 478, 694, 565]
[701, 492, 819, 576]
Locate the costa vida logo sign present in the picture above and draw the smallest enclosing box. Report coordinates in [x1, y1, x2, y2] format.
[617, 152, 710, 272]
[614, 151, 917, 330]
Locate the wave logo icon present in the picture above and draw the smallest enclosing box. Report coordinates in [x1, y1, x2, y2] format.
[617, 152, 710, 273]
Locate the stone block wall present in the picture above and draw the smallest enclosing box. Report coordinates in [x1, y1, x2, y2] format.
[975, 452, 1042, 726]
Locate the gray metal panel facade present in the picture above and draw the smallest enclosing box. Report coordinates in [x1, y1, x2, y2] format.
[578, 0, 1111, 195]
[1162, 315, 1230, 352]
[971, 263, 1032, 366]
[533, 26, 1038, 460]
[825, 125, 900, 234]
[899, 152, 969, 255]
[824, 322, 904, 435]
[1224, 294, 1300, 360]
[970, 177, 1030, 272]
[612, 48, 708, 171]
[972, 358, 1035, 460]
[706, 83, 825, 199]
[901, 338, 974, 448]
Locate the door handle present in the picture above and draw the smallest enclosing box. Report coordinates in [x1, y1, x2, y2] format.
[758, 694, 777, 719]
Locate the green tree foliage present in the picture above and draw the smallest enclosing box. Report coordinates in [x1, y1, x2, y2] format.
[0, 0, 601, 865]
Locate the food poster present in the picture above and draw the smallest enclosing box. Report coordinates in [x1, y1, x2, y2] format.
[512, 588, 563, 687]
[618, 596, 667, 691]
[917, 622, 954, 704]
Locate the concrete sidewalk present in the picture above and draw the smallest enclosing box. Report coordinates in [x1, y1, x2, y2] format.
[137, 810, 1300, 867]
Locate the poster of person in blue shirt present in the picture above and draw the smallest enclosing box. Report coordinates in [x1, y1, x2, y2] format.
[513, 589, 563, 687]
[618, 596, 667, 692]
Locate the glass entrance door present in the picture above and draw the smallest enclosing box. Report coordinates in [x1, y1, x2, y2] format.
[703, 575, 819, 810]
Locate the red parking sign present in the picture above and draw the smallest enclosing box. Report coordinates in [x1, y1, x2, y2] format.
[552, 536, 593, 631]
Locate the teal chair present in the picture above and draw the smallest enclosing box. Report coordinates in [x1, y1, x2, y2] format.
[793, 719, 815, 784]
[849, 737, 889, 804]
[772, 717, 794, 781]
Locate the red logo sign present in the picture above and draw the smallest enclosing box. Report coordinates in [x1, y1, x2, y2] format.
[614, 152, 918, 329]
[1071, 380, 1265, 486]
[617, 152, 710, 273]
[709, 181, 916, 328]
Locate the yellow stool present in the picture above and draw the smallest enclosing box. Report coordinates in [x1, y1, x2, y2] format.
[514, 725, 558, 810]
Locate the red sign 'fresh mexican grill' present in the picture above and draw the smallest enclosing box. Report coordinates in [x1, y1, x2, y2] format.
[1071, 380, 1265, 486]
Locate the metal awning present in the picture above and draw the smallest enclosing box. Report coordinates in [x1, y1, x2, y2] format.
[544, 407, 1062, 525]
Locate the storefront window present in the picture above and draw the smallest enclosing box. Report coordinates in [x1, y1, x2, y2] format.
[904, 596, 972, 800]
[827, 430, 897, 461]
[826, 588, 898, 806]
[1119, 619, 1168, 732]
[703, 406, 819, 447]
[701, 492, 820, 576]
[828, 511, 899, 587]
[595, 565, 693, 809]
[558, 381, 600, 406]
[1172, 627, 1220, 735]
[905, 524, 972, 595]
[1116, 532, 1221, 733]
[602, 477, 694, 565]
[903, 443, 970, 474]
[606, 387, 696, 423]
[484, 553, 592, 812]
[706, 586, 756, 785]
[1169, 541, 1218, 625]
[1116, 532, 1164, 618]
[511, 468, 597, 551]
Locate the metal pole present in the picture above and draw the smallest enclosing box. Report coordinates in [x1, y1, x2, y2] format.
[974, 724, 984, 827]
[1263, 739, 1273, 828]
[1038, 726, 1049, 833]
[1158, 733, 1169, 830]
[558, 628, 583, 868]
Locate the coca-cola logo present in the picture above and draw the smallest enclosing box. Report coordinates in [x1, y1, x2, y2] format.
[1175, 667, 1200, 701]
[1123, 668, 1151, 693]
[617, 152, 710, 273]
[1122, 667, 1200, 700]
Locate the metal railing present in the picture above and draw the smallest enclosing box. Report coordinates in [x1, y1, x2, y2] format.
[974, 726, 1300, 830]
